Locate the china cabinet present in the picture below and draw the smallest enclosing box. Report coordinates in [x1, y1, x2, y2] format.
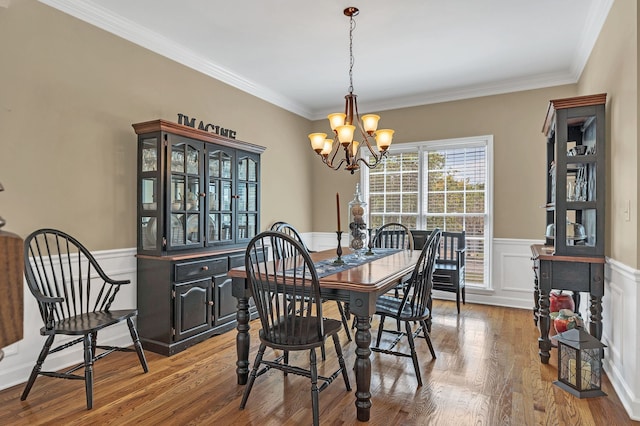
[531, 94, 606, 364]
[133, 120, 264, 355]
[541, 93, 606, 256]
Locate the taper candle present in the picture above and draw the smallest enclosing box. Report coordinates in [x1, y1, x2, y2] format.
[336, 192, 341, 232]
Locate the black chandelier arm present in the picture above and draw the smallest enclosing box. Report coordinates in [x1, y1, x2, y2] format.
[319, 143, 348, 171]
[360, 137, 382, 159]
[354, 151, 387, 170]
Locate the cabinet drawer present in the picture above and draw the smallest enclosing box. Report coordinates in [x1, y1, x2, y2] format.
[175, 257, 227, 282]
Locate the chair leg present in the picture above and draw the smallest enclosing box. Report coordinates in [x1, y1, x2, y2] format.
[420, 320, 437, 359]
[20, 334, 55, 401]
[320, 343, 326, 361]
[309, 348, 320, 426]
[375, 315, 386, 347]
[331, 333, 351, 391]
[336, 301, 352, 341]
[83, 333, 94, 409]
[91, 331, 97, 359]
[405, 321, 422, 387]
[127, 317, 149, 372]
[456, 289, 461, 314]
[284, 350, 289, 376]
[462, 285, 466, 305]
[240, 343, 266, 409]
[427, 296, 433, 333]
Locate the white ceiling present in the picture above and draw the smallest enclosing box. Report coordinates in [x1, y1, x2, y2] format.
[39, 0, 613, 120]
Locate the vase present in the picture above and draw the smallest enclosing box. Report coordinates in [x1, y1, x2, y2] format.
[553, 308, 581, 334]
[550, 290, 575, 313]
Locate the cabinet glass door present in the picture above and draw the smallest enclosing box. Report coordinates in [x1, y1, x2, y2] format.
[207, 148, 234, 245]
[237, 154, 259, 241]
[140, 137, 159, 251]
[167, 139, 204, 250]
[552, 101, 604, 256]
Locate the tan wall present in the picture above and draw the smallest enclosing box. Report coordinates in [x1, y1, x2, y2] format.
[577, 0, 638, 267]
[310, 86, 578, 238]
[2, 1, 633, 260]
[0, 0, 314, 250]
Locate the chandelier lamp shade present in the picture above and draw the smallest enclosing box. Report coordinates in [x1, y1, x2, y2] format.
[308, 7, 394, 174]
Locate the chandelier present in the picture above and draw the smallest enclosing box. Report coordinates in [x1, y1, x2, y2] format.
[308, 7, 394, 174]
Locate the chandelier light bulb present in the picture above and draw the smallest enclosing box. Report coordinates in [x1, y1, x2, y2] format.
[375, 129, 394, 151]
[309, 132, 327, 152]
[361, 114, 380, 133]
[328, 113, 347, 130]
[321, 140, 333, 156]
[336, 124, 356, 145]
[350, 141, 360, 157]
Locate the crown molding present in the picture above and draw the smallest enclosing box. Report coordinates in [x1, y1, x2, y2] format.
[37, 0, 314, 118]
[311, 71, 579, 120]
[570, 0, 615, 80]
[38, 0, 613, 122]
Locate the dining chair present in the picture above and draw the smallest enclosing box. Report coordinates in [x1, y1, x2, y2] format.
[270, 221, 352, 343]
[21, 228, 148, 409]
[372, 222, 414, 251]
[371, 228, 441, 386]
[432, 230, 466, 313]
[239, 231, 351, 426]
[366, 222, 417, 333]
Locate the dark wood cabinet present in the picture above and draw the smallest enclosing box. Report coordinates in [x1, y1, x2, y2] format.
[542, 94, 606, 256]
[532, 94, 607, 364]
[133, 120, 264, 355]
[531, 245, 605, 364]
[137, 250, 249, 355]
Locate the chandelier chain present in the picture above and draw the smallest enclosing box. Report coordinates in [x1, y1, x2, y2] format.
[348, 15, 356, 94]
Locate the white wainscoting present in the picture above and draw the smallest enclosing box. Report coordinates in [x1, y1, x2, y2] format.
[3, 239, 639, 420]
[602, 258, 640, 420]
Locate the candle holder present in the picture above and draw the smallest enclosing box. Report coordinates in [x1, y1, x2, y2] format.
[334, 231, 345, 264]
[365, 228, 375, 256]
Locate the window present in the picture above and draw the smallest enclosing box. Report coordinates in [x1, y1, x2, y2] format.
[362, 135, 493, 289]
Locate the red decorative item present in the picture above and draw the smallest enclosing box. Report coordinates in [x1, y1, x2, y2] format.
[550, 290, 575, 313]
[553, 309, 581, 334]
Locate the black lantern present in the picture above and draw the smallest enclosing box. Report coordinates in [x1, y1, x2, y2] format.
[552, 328, 607, 398]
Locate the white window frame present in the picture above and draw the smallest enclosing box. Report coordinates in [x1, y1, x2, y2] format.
[361, 135, 494, 291]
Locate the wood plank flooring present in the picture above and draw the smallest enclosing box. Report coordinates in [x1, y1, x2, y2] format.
[0, 300, 637, 425]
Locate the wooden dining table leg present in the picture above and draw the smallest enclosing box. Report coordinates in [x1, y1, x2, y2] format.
[232, 277, 251, 385]
[353, 314, 372, 421]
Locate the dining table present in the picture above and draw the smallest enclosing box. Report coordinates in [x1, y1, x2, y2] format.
[229, 247, 421, 422]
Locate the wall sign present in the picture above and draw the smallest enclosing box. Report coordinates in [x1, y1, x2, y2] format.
[177, 113, 237, 139]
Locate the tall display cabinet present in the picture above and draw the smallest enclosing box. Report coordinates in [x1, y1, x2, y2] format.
[531, 94, 607, 364]
[134, 120, 264, 355]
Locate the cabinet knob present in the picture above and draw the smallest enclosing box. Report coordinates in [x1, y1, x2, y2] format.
[231, 194, 240, 199]
[201, 265, 209, 271]
[208, 301, 214, 306]
[199, 192, 206, 197]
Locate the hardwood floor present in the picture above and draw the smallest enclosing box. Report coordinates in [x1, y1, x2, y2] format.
[1, 300, 636, 425]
